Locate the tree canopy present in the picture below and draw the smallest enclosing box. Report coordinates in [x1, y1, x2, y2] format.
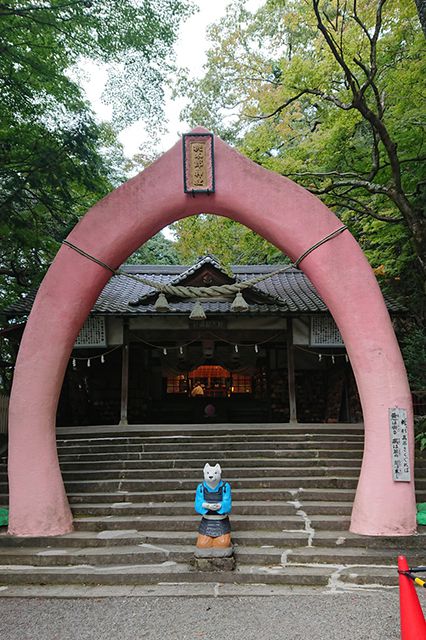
[0, 0, 193, 306]
[127, 232, 180, 266]
[177, 0, 425, 286]
[171, 215, 289, 265]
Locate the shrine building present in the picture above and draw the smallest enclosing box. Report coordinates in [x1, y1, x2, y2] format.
[6, 254, 403, 427]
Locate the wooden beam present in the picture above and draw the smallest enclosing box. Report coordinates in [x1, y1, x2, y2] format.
[286, 317, 297, 423]
[119, 319, 129, 426]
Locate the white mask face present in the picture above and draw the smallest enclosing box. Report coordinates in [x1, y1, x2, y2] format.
[203, 463, 222, 488]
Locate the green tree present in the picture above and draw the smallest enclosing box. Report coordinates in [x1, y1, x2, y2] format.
[171, 215, 289, 266]
[178, 0, 426, 279]
[0, 0, 193, 305]
[128, 232, 180, 265]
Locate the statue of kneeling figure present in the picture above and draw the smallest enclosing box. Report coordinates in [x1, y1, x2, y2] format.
[194, 463, 233, 559]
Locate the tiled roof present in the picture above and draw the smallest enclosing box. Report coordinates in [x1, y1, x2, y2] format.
[5, 261, 404, 318]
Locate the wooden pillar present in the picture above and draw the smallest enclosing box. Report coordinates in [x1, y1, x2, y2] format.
[286, 317, 297, 423]
[119, 318, 129, 426]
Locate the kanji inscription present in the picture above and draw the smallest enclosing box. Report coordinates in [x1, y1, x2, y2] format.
[389, 407, 410, 482]
[190, 141, 207, 188]
[182, 132, 215, 193]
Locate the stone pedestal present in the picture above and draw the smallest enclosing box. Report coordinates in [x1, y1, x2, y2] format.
[193, 544, 235, 571]
[192, 555, 236, 572]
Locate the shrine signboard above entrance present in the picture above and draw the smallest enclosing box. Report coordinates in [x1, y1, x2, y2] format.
[182, 132, 215, 194]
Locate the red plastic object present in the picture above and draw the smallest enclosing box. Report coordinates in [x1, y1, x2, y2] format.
[398, 555, 426, 639]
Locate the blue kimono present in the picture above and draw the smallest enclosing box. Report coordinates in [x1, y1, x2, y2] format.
[194, 481, 232, 537]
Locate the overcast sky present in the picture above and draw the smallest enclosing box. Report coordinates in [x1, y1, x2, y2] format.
[82, 0, 264, 158]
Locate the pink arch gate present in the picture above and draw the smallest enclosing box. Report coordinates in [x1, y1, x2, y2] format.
[8, 128, 416, 537]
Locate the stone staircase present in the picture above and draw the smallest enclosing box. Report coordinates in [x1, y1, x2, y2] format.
[0, 424, 425, 594]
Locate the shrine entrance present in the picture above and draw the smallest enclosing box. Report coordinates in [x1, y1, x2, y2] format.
[7, 128, 416, 538]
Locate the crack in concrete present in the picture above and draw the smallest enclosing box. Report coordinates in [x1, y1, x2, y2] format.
[283, 561, 399, 593]
[287, 496, 315, 547]
[280, 549, 293, 566]
[296, 509, 315, 547]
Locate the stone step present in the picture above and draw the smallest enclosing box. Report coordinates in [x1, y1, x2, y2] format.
[0, 477, 363, 495]
[68, 499, 354, 517]
[0, 487, 359, 506]
[54, 441, 365, 454]
[0, 543, 420, 569]
[0, 543, 293, 567]
[337, 566, 398, 587]
[9, 466, 362, 481]
[55, 476, 425, 492]
[71, 513, 350, 532]
[4, 456, 426, 472]
[286, 546, 426, 565]
[56, 424, 365, 436]
[59, 477, 364, 492]
[56, 433, 365, 446]
[3, 486, 426, 508]
[1, 528, 424, 551]
[2, 457, 425, 475]
[55, 457, 365, 471]
[54, 449, 365, 462]
[0, 562, 333, 587]
[54, 439, 366, 453]
[2, 487, 426, 509]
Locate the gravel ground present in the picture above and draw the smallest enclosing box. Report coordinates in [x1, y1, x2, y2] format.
[0, 592, 405, 640]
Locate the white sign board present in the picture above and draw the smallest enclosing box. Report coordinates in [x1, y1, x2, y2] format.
[389, 407, 410, 482]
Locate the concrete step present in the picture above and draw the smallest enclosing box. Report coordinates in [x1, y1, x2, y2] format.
[56, 423, 365, 437]
[16, 466, 362, 481]
[70, 513, 350, 532]
[68, 499, 354, 517]
[0, 562, 333, 587]
[58, 477, 364, 492]
[54, 457, 366, 471]
[54, 442, 365, 455]
[3, 486, 426, 508]
[57, 433, 366, 446]
[0, 488, 360, 507]
[0, 543, 419, 569]
[286, 546, 426, 565]
[1, 422, 424, 592]
[1, 528, 424, 551]
[55, 449, 365, 462]
[54, 439, 366, 453]
[0, 543, 303, 567]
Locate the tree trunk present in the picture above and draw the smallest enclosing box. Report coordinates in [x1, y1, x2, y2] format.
[414, 0, 426, 37]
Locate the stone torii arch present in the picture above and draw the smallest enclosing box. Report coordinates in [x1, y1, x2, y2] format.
[7, 128, 416, 537]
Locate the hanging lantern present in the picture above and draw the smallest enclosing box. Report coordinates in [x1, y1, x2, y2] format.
[230, 291, 249, 312]
[101, 355, 105, 364]
[179, 346, 184, 356]
[332, 355, 335, 364]
[254, 344, 259, 353]
[163, 347, 168, 356]
[189, 300, 206, 320]
[234, 344, 239, 353]
[155, 293, 171, 312]
[318, 354, 322, 362]
[87, 359, 91, 368]
[72, 359, 77, 370]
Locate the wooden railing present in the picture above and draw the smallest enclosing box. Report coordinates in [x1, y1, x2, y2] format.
[0, 394, 9, 434]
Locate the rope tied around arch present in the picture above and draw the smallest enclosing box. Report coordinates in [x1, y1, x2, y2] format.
[62, 225, 347, 301]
